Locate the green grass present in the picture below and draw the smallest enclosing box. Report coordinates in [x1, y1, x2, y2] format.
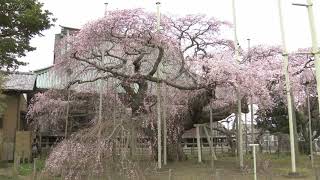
[145, 154, 320, 180]
[0, 153, 319, 180]
[0, 175, 14, 180]
[18, 158, 45, 176]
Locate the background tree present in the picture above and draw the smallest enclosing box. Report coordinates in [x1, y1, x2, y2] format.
[0, 0, 55, 70]
[256, 54, 320, 155]
[256, 94, 320, 154]
[256, 96, 293, 135]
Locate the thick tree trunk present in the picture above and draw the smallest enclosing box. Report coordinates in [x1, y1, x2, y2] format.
[120, 83, 249, 161]
[178, 89, 248, 131]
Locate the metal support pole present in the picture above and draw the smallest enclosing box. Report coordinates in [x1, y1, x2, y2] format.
[235, 113, 238, 159]
[210, 107, 213, 142]
[163, 85, 167, 165]
[245, 113, 248, 154]
[253, 145, 257, 180]
[104, 2, 108, 16]
[210, 109, 214, 160]
[277, 0, 297, 173]
[232, 0, 240, 63]
[232, 0, 244, 169]
[237, 92, 244, 168]
[306, 84, 314, 168]
[250, 96, 254, 144]
[305, 0, 320, 127]
[156, 1, 162, 169]
[33, 158, 37, 180]
[248, 38, 255, 145]
[250, 144, 259, 180]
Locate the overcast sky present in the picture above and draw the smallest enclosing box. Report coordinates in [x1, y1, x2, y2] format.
[18, 0, 320, 72]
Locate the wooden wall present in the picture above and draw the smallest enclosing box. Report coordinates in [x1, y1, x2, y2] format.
[0, 93, 29, 161]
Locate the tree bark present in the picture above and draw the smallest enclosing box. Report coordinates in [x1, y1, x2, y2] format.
[119, 83, 249, 161]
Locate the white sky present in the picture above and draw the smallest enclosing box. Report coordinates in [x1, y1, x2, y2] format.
[18, 0, 320, 72]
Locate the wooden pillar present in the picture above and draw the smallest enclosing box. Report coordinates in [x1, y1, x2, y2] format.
[204, 126, 217, 160]
[17, 95, 21, 131]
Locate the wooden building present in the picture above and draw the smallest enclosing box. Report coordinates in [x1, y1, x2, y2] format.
[0, 72, 36, 161]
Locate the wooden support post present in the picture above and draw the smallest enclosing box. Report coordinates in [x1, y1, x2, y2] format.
[195, 124, 202, 163]
[204, 126, 217, 160]
[204, 126, 215, 172]
[17, 95, 21, 131]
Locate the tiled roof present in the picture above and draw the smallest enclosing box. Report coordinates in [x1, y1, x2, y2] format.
[2, 71, 36, 91]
